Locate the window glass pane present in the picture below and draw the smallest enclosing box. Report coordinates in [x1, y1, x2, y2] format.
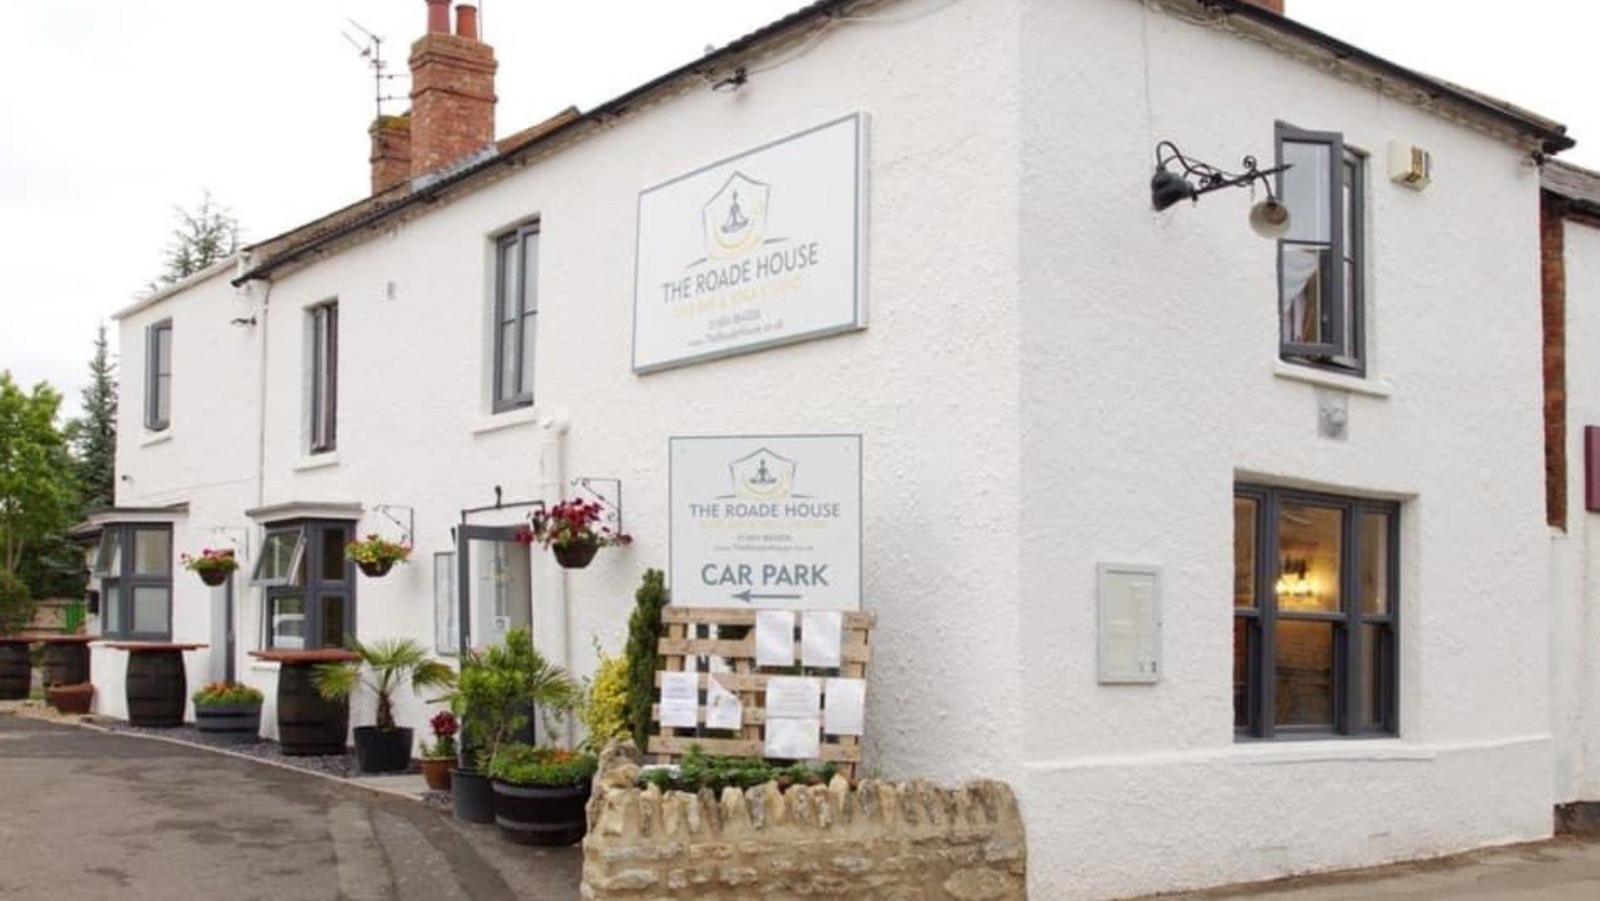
[498, 322, 518, 400]
[1353, 623, 1390, 730]
[253, 528, 305, 584]
[104, 584, 121, 634]
[94, 530, 121, 576]
[1342, 158, 1355, 250]
[269, 595, 306, 649]
[435, 553, 458, 656]
[1276, 502, 1342, 613]
[1281, 245, 1329, 346]
[1281, 140, 1332, 243]
[133, 529, 171, 576]
[1233, 618, 1252, 728]
[156, 326, 172, 375]
[1234, 497, 1257, 608]
[155, 374, 171, 425]
[1274, 620, 1335, 727]
[132, 587, 169, 635]
[320, 526, 347, 582]
[321, 595, 347, 649]
[499, 239, 519, 320]
[1359, 512, 1390, 616]
[519, 313, 536, 396]
[520, 232, 539, 314]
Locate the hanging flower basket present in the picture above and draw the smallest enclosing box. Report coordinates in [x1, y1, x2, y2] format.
[346, 535, 412, 578]
[519, 500, 630, 570]
[181, 549, 239, 587]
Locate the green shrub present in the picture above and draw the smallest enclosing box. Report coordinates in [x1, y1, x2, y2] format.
[487, 742, 597, 787]
[624, 569, 668, 750]
[580, 646, 631, 751]
[0, 569, 35, 636]
[642, 744, 838, 794]
[192, 681, 265, 707]
[452, 628, 580, 771]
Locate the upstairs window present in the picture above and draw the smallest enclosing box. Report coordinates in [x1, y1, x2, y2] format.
[145, 320, 173, 430]
[1277, 125, 1365, 374]
[493, 222, 539, 411]
[309, 302, 339, 453]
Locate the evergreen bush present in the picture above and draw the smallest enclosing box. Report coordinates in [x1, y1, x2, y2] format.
[624, 569, 668, 750]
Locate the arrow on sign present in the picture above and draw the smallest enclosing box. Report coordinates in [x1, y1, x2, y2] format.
[731, 589, 802, 604]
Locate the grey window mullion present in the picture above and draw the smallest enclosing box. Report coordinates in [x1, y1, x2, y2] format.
[1259, 490, 1279, 740]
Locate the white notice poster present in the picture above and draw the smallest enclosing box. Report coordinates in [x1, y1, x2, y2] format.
[801, 611, 842, 668]
[764, 717, 822, 760]
[706, 676, 743, 731]
[755, 610, 796, 668]
[764, 676, 822, 719]
[632, 113, 868, 373]
[659, 671, 700, 729]
[823, 677, 866, 737]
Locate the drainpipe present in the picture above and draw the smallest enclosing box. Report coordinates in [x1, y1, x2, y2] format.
[251, 273, 273, 508]
[535, 407, 572, 743]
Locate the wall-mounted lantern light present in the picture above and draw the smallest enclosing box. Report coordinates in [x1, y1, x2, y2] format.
[1150, 140, 1293, 239]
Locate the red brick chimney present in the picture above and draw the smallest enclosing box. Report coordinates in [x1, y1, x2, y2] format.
[408, 0, 497, 180]
[368, 114, 412, 194]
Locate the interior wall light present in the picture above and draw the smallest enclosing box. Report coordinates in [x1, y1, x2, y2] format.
[1150, 140, 1293, 239]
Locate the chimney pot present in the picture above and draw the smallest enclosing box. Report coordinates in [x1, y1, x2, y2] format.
[455, 4, 479, 41]
[426, 0, 450, 34]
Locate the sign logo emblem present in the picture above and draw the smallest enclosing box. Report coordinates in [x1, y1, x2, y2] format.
[701, 171, 769, 260]
[730, 448, 795, 499]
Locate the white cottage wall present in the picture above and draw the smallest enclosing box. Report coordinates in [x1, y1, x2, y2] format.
[1019, 0, 1550, 896]
[102, 264, 260, 721]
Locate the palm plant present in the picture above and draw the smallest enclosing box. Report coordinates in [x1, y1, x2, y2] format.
[452, 628, 581, 770]
[313, 638, 455, 731]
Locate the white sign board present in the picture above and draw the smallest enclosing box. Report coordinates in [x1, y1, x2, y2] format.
[670, 434, 862, 610]
[632, 113, 868, 373]
[1096, 563, 1161, 684]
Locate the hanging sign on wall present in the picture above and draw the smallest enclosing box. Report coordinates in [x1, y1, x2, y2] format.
[669, 434, 862, 611]
[632, 113, 868, 373]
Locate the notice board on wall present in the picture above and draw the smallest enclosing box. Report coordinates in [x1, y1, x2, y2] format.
[1097, 563, 1161, 684]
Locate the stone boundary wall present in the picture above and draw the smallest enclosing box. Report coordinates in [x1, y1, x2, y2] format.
[582, 743, 1027, 899]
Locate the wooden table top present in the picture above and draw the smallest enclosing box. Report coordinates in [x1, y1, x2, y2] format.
[248, 648, 360, 664]
[101, 642, 208, 652]
[27, 634, 98, 645]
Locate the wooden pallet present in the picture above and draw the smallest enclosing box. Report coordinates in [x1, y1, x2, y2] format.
[647, 606, 876, 777]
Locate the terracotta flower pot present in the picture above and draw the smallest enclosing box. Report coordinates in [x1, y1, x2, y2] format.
[421, 757, 454, 791]
[198, 568, 230, 587]
[552, 543, 599, 570]
[357, 559, 395, 578]
[48, 682, 93, 714]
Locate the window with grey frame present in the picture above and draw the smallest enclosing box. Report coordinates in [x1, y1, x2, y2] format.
[94, 524, 174, 641]
[145, 320, 173, 430]
[1276, 124, 1365, 374]
[1233, 485, 1398, 739]
[493, 222, 539, 411]
[252, 520, 355, 650]
[309, 302, 338, 453]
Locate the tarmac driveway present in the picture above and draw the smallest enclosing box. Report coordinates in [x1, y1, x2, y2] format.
[0, 715, 580, 901]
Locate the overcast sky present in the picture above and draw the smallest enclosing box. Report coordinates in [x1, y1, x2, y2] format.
[4, 0, 1595, 417]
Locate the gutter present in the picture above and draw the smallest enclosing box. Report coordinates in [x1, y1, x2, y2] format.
[1200, 0, 1574, 155]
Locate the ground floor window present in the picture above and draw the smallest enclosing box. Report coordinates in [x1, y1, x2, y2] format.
[94, 523, 173, 641]
[254, 519, 354, 649]
[1233, 484, 1398, 738]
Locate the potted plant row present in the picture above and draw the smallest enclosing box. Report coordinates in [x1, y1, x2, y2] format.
[519, 499, 631, 570]
[192, 681, 264, 742]
[180, 549, 239, 586]
[345, 535, 412, 578]
[313, 638, 454, 773]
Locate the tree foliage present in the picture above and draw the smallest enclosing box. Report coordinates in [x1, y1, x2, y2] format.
[160, 190, 239, 285]
[66, 325, 117, 510]
[623, 569, 669, 751]
[0, 373, 77, 579]
[0, 569, 34, 636]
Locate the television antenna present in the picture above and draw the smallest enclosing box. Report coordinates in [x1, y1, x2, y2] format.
[341, 19, 407, 119]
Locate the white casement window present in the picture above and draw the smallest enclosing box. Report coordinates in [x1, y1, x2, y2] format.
[308, 302, 338, 453]
[1277, 124, 1365, 374]
[492, 222, 539, 411]
[145, 320, 173, 430]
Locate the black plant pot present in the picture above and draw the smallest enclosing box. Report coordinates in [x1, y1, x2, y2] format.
[552, 543, 599, 570]
[357, 559, 395, 578]
[453, 768, 496, 824]
[195, 703, 262, 742]
[491, 780, 590, 846]
[353, 726, 413, 773]
[197, 568, 230, 587]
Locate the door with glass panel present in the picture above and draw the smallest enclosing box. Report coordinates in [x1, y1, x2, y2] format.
[456, 525, 532, 653]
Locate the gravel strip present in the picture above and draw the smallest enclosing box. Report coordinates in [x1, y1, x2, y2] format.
[88, 718, 421, 778]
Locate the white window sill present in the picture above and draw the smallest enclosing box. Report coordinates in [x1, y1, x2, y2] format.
[140, 430, 174, 448]
[294, 452, 340, 472]
[472, 404, 543, 436]
[1273, 362, 1393, 398]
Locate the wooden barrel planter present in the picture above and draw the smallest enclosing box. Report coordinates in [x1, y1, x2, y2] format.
[0, 640, 32, 700]
[194, 704, 263, 742]
[106, 643, 206, 728]
[250, 650, 359, 756]
[491, 781, 591, 846]
[40, 638, 92, 688]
